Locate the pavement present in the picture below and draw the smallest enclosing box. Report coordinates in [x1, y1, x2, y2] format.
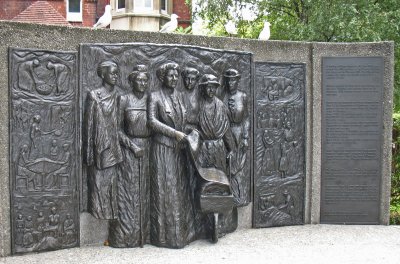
[2, 225, 400, 264]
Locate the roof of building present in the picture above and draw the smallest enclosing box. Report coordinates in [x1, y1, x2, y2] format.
[12, 1, 70, 26]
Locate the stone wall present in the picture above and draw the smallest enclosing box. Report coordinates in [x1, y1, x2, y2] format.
[0, 21, 393, 257]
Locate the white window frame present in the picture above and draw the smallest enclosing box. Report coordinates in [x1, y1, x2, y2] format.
[66, 0, 82, 22]
[116, 0, 126, 12]
[134, 0, 153, 12]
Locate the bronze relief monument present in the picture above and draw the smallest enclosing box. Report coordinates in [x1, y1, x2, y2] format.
[2, 21, 393, 259]
[9, 42, 310, 254]
[80, 44, 253, 249]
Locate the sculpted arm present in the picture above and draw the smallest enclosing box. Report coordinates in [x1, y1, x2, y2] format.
[83, 93, 95, 166]
[242, 92, 250, 148]
[148, 93, 183, 140]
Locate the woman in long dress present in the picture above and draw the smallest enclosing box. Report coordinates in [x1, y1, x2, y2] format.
[109, 65, 151, 247]
[196, 74, 237, 237]
[221, 69, 250, 205]
[84, 61, 123, 220]
[148, 62, 195, 248]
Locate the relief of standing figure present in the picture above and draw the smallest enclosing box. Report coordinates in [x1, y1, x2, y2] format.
[221, 69, 250, 205]
[148, 62, 195, 249]
[181, 67, 202, 234]
[109, 65, 151, 248]
[181, 67, 201, 132]
[83, 61, 123, 220]
[196, 74, 237, 238]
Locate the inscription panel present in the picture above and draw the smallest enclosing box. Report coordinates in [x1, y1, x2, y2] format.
[321, 57, 383, 224]
[253, 62, 306, 228]
[9, 48, 79, 253]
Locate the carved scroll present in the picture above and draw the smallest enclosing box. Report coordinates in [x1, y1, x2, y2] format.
[253, 62, 306, 228]
[9, 48, 79, 253]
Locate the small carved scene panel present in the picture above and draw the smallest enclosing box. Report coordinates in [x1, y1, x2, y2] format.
[9, 48, 79, 254]
[253, 62, 306, 228]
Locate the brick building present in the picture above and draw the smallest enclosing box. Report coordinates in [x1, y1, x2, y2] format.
[0, 0, 191, 30]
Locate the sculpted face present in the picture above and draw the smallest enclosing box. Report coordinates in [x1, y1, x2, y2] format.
[103, 65, 119, 86]
[132, 72, 148, 93]
[205, 84, 217, 99]
[164, 69, 179, 89]
[226, 77, 239, 93]
[184, 73, 198, 90]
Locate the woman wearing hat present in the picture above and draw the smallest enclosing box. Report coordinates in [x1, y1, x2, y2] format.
[196, 73, 237, 237]
[197, 74, 235, 173]
[222, 68, 250, 206]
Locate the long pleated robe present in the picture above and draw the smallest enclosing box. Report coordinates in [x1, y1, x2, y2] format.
[197, 97, 238, 237]
[84, 88, 123, 220]
[148, 88, 196, 249]
[108, 93, 151, 247]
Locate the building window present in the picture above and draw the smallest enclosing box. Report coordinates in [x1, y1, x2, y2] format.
[134, 0, 152, 11]
[117, 0, 126, 10]
[67, 0, 82, 22]
[160, 0, 167, 12]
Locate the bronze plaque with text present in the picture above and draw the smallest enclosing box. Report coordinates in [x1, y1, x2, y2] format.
[321, 57, 383, 224]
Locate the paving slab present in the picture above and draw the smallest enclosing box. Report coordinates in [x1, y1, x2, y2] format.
[2, 225, 400, 264]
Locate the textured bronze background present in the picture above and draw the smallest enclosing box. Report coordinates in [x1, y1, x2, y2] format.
[253, 62, 306, 228]
[9, 48, 79, 253]
[321, 57, 383, 224]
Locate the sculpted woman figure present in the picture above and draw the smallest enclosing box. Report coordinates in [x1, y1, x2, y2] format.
[221, 68, 250, 205]
[109, 65, 151, 247]
[196, 74, 237, 237]
[181, 67, 201, 131]
[84, 61, 123, 220]
[148, 61, 195, 248]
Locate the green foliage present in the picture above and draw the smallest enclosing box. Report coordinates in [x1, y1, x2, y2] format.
[194, 0, 400, 223]
[176, 26, 193, 34]
[193, 0, 400, 110]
